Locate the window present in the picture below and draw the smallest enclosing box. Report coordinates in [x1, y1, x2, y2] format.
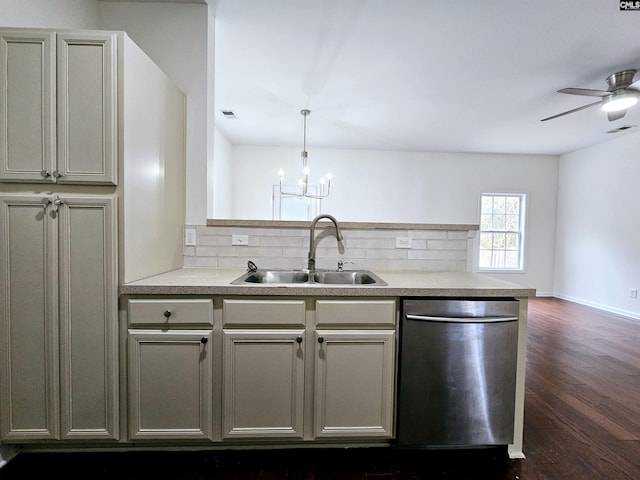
[479, 193, 526, 271]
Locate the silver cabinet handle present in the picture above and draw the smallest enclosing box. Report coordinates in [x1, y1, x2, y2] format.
[41, 198, 52, 209]
[40, 170, 51, 179]
[52, 170, 63, 178]
[52, 196, 64, 213]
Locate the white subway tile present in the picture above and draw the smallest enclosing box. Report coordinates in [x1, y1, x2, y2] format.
[427, 240, 468, 250]
[408, 249, 467, 260]
[409, 230, 448, 239]
[348, 238, 396, 249]
[365, 249, 408, 259]
[411, 239, 428, 250]
[447, 231, 472, 240]
[184, 256, 219, 267]
[185, 225, 474, 273]
[260, 236, 304, 247]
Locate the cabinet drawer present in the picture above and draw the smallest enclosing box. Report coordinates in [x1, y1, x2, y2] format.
[128, 299, 213, 326]
[316, 299, 396, 327]
[223, 299, 305, 326]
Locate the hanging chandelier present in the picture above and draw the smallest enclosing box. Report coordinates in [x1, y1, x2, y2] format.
[278, 109, 332, 199]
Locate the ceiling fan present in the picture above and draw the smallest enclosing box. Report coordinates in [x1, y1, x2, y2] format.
[541, 69, 640, 122]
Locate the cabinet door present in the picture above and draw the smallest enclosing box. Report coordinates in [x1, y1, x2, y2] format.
[223, 329, 305, 439]
[0, 195, 59, 440]
[128, 330, 213, 440]
[56, 32, 117, 184]
[0, 30, 56, 182]
[58, 196, 118, 439]
[314, 330, 395, 438]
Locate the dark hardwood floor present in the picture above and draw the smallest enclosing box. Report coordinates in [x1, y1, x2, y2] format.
[1, 297, 639, 479]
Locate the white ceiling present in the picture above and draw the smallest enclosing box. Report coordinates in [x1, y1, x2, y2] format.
[213, 0, 640, 155]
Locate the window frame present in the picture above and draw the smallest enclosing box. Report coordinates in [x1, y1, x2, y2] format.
[477, 192, 527, 273]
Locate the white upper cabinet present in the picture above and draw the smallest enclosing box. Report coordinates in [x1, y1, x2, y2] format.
[0, 29, 117, 184]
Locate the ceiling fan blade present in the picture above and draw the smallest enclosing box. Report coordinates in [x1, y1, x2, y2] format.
[558, 87, 610, 97]
[607, 110, 627, 122]
[626, 77, 640, 89]
[540, 100, 601, 122]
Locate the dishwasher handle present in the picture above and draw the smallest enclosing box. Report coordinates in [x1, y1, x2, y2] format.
[405, 314, 518, 323]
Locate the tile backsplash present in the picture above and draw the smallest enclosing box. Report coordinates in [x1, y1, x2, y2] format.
[184, 224, 478, 272]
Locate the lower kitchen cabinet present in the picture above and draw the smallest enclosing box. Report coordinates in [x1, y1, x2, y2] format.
[127, 298, 214, 440]
[313, 329, 395, 438]
[128, 330, 213, 440]
[222, 329, 305, 439]
[122, 296, 396, 444]
[314, 299, 397, 439]
[0, 193, 118, 441]
[221, 297, 397, 441]
[221, 298, 306, 439]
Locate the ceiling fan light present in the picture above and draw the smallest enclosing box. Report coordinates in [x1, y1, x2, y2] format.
[601, 94, 638, 112]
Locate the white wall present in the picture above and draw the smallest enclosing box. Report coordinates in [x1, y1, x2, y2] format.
[222, 143, 558, 293]
[555, 132, 640, 319]
[213, 127, 233, 218]
[0, 0, 98, 27]
[97, 1, 212, 226]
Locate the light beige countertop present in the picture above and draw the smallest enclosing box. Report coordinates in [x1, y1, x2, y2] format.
[120, 268, 536, 298]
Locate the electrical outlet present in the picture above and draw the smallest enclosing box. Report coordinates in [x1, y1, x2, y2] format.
[185, 228, 196, 246]
[631, 288, 638, 299]
[396, 237, 412, 249]
[232, 234, 249, 246]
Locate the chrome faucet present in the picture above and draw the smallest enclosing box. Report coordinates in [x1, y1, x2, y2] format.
[307, 214, 343, 271]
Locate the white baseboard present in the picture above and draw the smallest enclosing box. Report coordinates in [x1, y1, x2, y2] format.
[553, 293, 640, 321]
[534, 291, 554, 297]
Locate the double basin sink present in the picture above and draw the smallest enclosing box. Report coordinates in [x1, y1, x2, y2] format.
[231, 269, 387, 286]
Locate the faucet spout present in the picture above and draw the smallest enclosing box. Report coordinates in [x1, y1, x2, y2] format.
[307, 214, 343, 272]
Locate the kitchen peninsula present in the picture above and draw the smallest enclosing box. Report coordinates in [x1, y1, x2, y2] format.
[120, 265, 534, 459]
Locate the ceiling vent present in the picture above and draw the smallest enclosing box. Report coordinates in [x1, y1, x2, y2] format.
[220, 110, 237, 119]
[605, 124, 636, 134]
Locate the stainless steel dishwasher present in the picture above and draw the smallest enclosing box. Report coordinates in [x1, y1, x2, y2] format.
[396, 298, 519, 448]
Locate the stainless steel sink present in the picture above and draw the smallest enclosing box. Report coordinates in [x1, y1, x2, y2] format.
[231, 269, 386, 286]
[231, 270, 309, 284]
[312, 270, 387, 285]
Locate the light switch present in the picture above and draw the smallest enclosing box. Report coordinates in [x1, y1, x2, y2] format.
[232, 234, 249, 246]
[185, 228, 196, 246]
